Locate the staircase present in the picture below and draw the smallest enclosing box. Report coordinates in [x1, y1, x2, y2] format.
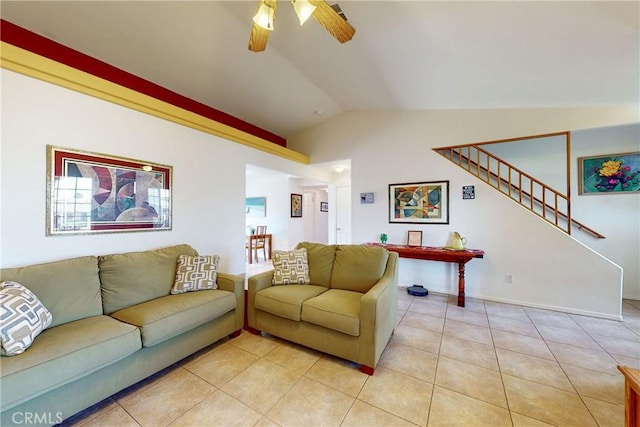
[434, 133, 605, 239]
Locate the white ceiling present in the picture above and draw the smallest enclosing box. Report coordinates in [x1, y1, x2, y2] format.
[2, 1, 638, 139]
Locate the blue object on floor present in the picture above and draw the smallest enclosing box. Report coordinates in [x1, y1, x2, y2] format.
[407, 285, 428, 296]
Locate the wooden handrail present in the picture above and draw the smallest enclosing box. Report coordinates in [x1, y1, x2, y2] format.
[434, 145, 605, 239]
[438, 131, 570, 148]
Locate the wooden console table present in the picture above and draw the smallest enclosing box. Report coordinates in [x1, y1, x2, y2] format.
[619, 365, 640, 427]
[368, 243, 484, 307]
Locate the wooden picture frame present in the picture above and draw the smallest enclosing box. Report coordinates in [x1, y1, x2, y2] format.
[407, 230, 423, 247]
[578, 151, 640, 194]
[47, 145, 172, 235]
[291, 193, 302, 217]
[389, 180, 449, 224]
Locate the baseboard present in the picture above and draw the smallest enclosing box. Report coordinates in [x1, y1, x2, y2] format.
[398, 285, 623, 321]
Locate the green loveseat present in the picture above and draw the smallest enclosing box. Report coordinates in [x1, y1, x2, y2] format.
[247, 242, 398, 375]
[0, 244, 243, 426]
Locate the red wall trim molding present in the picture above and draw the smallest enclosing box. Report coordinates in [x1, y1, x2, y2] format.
[0, 19, 287, 147]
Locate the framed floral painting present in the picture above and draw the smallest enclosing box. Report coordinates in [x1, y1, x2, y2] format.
[578, 152, 640, 195]
[291, 193, 302, 217]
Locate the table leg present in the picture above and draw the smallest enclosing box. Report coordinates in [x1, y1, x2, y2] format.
[248, 237, 253, 264]
[457, 262, 466, 307]
[268, 236, 272, 260]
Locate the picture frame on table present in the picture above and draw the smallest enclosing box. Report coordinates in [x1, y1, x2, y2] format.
[291, 193, 303, 217]
[578, 151, 640, 195]
[46, 145, 172, 235]
[389, 180, 449, 224]
[407, 230, 423, 247]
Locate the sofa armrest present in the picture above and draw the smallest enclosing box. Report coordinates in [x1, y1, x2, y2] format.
[217, 272, 245, 331]
[359, 252, 399, 368]
[246, 270, 275, 328]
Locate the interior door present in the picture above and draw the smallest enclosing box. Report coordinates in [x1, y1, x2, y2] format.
[336, 186, 351, 244]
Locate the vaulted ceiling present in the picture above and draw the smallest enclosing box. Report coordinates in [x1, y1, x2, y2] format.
[2, 1, 638, 140]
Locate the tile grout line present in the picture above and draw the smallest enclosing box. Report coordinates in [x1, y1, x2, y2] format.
[524, 305, 612, 426]
[65, 290, 638, 426]
[423, 294, 447, 427]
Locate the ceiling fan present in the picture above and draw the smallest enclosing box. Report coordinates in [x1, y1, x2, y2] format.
[249, 0, 356, 52]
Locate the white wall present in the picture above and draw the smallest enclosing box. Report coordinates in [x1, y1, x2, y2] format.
[244, 168, 329, 251]
[2, 69, 637, 318]
[482, 124, 640, 299]
[245, 167, 293, 252]
[482, 135, 567, 193]
[302, 188, 329, 244]
[288, 108, 640, 318]
[0, 70, 328, 275]
[571, 125, 640, 299]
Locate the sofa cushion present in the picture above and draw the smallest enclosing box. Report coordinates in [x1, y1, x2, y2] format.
[272, 249, 310, 285]
[0, 315, 140, 409]
[171, 254, 219, 294]
[331, 245, 390, 293]
[301, 289, 362, 337]
[110, 289, 235, 347]
[99, 244, 198, 314]
[1, 281, 53, 356]
[0, 256, 102, 327]
[255, 285, 328, 321]
[295, 242, 337, 287]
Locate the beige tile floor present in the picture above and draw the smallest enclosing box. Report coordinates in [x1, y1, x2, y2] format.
[64, 260, 640, 427]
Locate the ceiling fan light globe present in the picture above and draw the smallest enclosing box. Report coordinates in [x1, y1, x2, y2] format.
[253, 3, 275, 31]
[292, 0, 316, 25]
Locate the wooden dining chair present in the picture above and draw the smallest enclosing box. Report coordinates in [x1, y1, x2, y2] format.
[246, 225, 267, 262]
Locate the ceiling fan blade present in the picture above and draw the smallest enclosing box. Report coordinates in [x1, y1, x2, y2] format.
[248, 0, 277, 52]
[249, 23, 270, 52]
[310, 1, 355, 44]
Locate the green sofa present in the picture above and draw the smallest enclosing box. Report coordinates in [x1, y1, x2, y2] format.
[247, 242, 398, 375]
[0, 244, 244, 426]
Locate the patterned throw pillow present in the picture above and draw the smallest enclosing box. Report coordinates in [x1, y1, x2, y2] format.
[272, 248, 310, 285]
[0, 281, 53, 356]
[171, 255, 219, 294]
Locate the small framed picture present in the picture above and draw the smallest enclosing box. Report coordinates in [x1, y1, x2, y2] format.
[360, 192, 374, 204]
[320, 202, 328, 212]
[291, 193, 302, 217]
[407, 230, 423, 247]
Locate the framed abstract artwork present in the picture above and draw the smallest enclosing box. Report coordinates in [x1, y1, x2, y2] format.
[46, 146, 172, 235]
[389, 180, 449, 224]
[291, 193, 302, 217]
[578, 152, 640, 195]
